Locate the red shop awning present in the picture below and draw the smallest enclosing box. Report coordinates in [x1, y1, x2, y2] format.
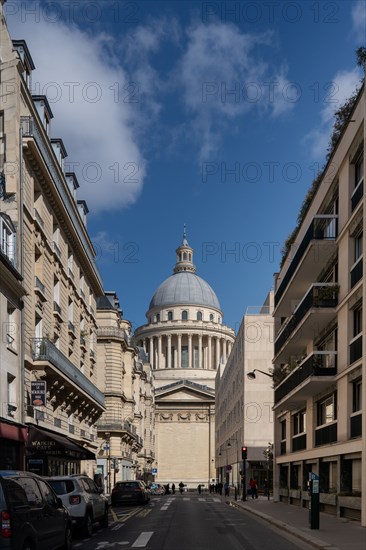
[0, 420, 27, 442]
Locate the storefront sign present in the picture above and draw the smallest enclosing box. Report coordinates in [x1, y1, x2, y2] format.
[31, 381, 47, 406]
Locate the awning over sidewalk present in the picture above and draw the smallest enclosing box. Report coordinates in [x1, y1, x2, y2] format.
[0, 419, 27, 442]
[27, 426, 95, 460]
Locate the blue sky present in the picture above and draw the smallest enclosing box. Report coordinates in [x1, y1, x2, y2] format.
[6, 0, 365, 333]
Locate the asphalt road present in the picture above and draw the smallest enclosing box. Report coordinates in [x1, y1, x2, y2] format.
[73, 494, 315, 550]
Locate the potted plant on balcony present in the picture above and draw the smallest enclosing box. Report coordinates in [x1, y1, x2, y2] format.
[314, 284, 340, 305]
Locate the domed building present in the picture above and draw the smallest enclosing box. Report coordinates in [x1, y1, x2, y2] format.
[135, 229, 235, 488]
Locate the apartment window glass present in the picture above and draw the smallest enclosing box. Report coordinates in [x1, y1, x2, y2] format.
[293, 410, 306, 435]
[53, 276, 60, 305]
[354, 231, 363, 262]
[355, 153, 363, 189]
[281, 420, 286, 440]
[353, 304, 362, 337]
[6, 303, 16, 349]
[0, 214, 16, 264]
[317, 393, 337, 426]
[353, 379, 362, 412]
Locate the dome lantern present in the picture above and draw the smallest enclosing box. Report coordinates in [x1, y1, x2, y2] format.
[173, 224, 196, 274]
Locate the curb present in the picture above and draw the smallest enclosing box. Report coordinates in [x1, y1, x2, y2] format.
[227, 500, 341, 550]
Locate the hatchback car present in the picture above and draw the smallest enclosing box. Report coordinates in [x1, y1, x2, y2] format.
[46, 475, 108, 537]
[0, 470, 72, 550]
[111, 481, 150, 506]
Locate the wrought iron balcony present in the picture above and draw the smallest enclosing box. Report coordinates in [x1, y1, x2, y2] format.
[275, 283, 338, 358]
[30, 337, 105, 408]
[275, 215, 338, 315]
[274, 351, 337, 406]
[96, 326, 129, 343]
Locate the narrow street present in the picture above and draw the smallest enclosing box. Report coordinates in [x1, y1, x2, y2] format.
[74, 495, 314, 550]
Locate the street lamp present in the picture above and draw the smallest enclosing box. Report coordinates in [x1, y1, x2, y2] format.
[247, 369, 273, 380]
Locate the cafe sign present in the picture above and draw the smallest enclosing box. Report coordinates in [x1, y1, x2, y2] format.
[31, 380, 47, 407]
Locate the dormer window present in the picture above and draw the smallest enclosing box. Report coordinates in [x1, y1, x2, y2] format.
[77, 200, 89, 227]
[65, 172, 80, 200]
[51, 139, 67, 172]
[32, 95, 53, 135]
[12, 40, 35, 90]
[0, 213, 16, 265]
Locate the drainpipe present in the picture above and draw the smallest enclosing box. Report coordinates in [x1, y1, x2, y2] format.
[19, 123, 25, 428]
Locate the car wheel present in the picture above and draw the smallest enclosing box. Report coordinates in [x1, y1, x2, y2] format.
[82, 512, 93, 537]
[99, 506, 108, 528]
[62, 525, 73, 550]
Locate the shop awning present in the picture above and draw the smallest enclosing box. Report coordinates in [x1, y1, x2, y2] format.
[0, 420, 27, 442]
[27, 426, 95, 460]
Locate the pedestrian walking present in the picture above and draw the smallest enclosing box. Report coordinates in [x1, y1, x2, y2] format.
[224, 482, 230, 497]
[249, 478, 258, 499]
[172, 483, 176, 494]
[197, 484, 201, 494]
[179, 481, 184, 494]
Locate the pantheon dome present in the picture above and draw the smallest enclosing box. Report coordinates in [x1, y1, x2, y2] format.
[134, 229, 235, 488]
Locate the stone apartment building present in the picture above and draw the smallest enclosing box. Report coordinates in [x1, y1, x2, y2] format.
[96, 292, 155, 491]
[273, 84, 365, 524]
[215, 293, 274, 493]
[0, 1, 105, 475]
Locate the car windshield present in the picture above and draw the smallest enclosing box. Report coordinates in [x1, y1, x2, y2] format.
[48, 480, 75, 495]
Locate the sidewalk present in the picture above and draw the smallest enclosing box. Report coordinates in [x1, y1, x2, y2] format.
[225, 495, 366, 550]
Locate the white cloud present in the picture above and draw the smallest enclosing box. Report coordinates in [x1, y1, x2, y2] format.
[351, 1, 366, 43]
[177, 22, 295, 161]
[304, 68, 362, 160]
[7, 7, 145, 213]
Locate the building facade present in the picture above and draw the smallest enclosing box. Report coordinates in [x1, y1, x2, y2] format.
[0, 2, 105, 475]
[96, 292, 155, 491]
[135, 231, 235, 488]
[216, 293, 274, 493]
[273, 85, 365, 524]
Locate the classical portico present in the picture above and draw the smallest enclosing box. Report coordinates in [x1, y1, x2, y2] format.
[135, 229, 235, 487]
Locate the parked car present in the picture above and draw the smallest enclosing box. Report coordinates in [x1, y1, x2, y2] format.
[148, 483, 165, 495]
[111, 481, 150, 506]
[0, 470, 72, 550]
[46, 475, 108, 537]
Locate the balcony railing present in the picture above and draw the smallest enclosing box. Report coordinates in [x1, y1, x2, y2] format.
[30, 337, 105, 408]
[350, 257, 363, 288]
[20, 116, 103, 287]
[275, 215, 338, 306]
[96, 419, 138, 437]
[274, 351, 337, 404]
[275, 284, 338, 355]
[96, 326, 129, 343]
[350, 335, 362, 364]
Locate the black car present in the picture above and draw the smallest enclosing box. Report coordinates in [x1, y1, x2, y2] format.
[0, 470, 72, 550]
[111, 481, 150, 506]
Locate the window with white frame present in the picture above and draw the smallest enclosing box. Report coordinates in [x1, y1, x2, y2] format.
[0, 214, 16, 265]
[317, 393, 337, 426]
[6, 302, 17, 349]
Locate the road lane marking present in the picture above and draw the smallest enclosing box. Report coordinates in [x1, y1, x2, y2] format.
[131, 532, 154, 547]
[160, 505, 169, 510]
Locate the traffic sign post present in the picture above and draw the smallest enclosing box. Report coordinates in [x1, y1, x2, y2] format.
[308, 473, 320, 529]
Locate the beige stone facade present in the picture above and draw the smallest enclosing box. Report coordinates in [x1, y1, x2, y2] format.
[273, 85, 365, 524]
[215, 293, 274, 492]
[135, 232, 235, 488]
[0, 3, 105, 476]
[96, 292, 155, 490]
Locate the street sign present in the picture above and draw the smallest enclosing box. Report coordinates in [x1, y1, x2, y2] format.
[31, 381, 47, 406]
[152, 468, 158, 474]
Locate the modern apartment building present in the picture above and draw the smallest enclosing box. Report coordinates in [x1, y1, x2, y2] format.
[96, 292, 155, 491]
[215, 293, 274, 493]
[0, 1, 105, 475]
[273, 84, 365, 524]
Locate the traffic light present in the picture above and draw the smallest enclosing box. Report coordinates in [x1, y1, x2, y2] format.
[241, 446, 248, 460]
